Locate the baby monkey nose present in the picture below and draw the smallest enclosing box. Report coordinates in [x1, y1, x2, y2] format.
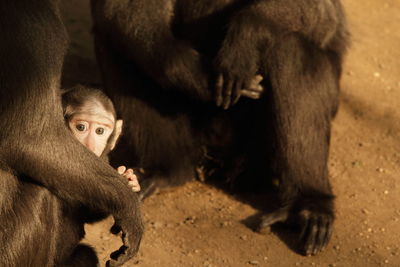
[84, 134, 97, 153]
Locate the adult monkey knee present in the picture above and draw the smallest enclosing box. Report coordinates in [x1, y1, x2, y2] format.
[0, 2, 143, 266]
[92, 0, 349, 257]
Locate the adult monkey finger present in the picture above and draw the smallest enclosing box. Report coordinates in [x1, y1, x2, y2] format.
[215, 74, 224, 107]
[241, 75, 264, 99]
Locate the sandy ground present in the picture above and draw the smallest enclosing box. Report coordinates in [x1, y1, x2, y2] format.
[60, 0, 400, 266]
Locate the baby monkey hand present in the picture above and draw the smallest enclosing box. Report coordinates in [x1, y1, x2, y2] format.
[117, 166, 141, 192]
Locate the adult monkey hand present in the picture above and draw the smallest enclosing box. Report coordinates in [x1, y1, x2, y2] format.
[216, 74, 264, 109]
[107, 200, 143, 267]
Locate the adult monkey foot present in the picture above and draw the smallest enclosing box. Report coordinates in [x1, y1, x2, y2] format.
[258, 198, 334, 256]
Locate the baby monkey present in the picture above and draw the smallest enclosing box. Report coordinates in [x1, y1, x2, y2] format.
[62, 85, 140, 192]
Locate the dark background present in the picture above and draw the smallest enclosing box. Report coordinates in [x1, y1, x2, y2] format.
[60, 0, 400, 266]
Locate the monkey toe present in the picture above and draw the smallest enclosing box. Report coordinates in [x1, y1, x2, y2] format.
[298, 211, 333, 256]
[258, 207, 290, 234]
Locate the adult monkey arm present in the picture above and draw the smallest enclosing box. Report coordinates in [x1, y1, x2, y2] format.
[0, 1, 142, 266]
[91, 0, 212, 102]
[7, 137, 143, 267]
[92, 0, 266, 105]
[215, 0, 348, 109]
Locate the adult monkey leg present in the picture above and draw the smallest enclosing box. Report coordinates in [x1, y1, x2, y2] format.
[258, 34, 344, 255]
[0, 1, 143, 266]
[212, 1, 348, 254]
[0, 167, 62, 267]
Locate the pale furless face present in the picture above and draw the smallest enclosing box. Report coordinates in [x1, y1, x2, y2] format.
[67, 100, 115, 157]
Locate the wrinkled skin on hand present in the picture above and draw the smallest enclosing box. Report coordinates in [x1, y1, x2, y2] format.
[215, 74, 265, 109]
[259, 199, 334, 256]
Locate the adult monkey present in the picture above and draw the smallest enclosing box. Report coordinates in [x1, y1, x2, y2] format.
[91, 0, 349, 256]
[0, 1, 142, 267]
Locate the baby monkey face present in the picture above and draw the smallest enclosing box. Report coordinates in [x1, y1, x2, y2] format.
[68, 101, 115, 157]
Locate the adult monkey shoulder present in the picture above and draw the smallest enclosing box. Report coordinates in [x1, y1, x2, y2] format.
[0, 1, 143, 267]
[91, 0, 349, 257]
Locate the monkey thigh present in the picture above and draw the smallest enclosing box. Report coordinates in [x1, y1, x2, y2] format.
[0, 174, 61, 267]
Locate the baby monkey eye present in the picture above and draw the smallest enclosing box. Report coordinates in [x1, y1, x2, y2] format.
[76, 124, 86, 131]
[96, 127, 105, 135]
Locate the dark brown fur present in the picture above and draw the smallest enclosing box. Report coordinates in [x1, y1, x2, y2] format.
[91, 0, 349, 255]
[0, 1, 143, 266]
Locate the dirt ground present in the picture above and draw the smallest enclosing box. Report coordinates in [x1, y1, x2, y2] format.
[60, 0, 400, 266]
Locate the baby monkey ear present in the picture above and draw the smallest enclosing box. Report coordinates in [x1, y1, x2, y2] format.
[109, 119, 123, 151]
